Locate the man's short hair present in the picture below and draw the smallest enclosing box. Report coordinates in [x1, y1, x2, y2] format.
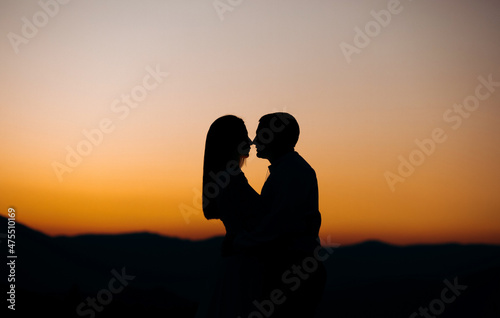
[259, 112, 300, 149]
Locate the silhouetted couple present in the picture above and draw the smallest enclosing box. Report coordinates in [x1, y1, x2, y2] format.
[196, 113, 326, 318]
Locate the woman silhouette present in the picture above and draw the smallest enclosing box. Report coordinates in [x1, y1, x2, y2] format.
[196, 115, 263, 318]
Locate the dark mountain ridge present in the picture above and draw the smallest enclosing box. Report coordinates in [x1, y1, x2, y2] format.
[1, 215, 499, 317]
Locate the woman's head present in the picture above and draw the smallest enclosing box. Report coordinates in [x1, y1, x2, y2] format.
[202, 115, 251, 219]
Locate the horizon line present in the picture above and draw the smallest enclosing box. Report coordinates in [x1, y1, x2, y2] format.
[2, 215, 499, 247]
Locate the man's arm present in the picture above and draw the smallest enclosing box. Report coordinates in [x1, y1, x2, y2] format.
[233, 169, 315, 251]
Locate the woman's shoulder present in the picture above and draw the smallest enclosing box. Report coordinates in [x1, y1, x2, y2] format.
[234, 171, 259, 195]
[217, 170, 256, 198]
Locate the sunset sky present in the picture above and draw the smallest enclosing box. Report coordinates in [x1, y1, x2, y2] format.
[1, 0, 499, 245]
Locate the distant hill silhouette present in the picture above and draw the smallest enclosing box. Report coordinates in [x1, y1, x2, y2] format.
[1, 215, 499, 317]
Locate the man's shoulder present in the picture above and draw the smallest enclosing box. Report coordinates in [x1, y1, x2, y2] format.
[289, 152, 316, 175]
[275, 152, 316, 181]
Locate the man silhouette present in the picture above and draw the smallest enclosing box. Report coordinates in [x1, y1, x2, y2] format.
[235, 112, 326, 317]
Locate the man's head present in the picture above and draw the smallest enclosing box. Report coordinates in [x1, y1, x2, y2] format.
[253, 112, 300, 161]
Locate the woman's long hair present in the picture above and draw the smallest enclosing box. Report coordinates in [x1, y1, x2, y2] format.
[203, 115, 248, 219]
